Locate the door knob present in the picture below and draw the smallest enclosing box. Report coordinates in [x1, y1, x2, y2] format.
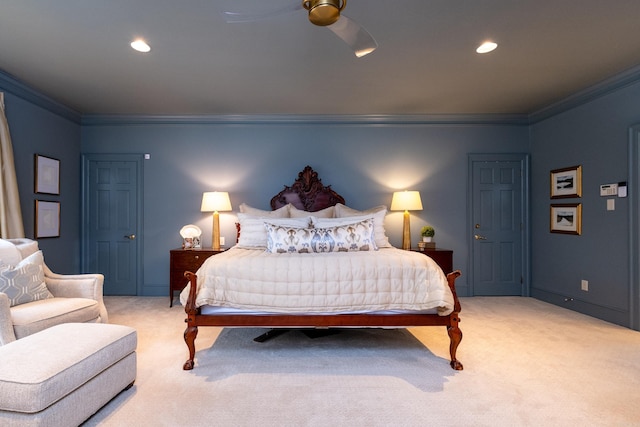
[474, 234, 487, 240]
[124, 234, 136, 240]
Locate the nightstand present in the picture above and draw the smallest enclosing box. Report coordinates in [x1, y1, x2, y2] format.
[169, 248, 224, 307]
[412, 248, 453, 273]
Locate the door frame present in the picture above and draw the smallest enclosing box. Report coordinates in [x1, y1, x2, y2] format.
[81, 153, 144, 295]
[467, 153, 530, 297]
[628, 125, 640, 331]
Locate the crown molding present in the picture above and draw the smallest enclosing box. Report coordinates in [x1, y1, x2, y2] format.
[529, 63, 640, 124]
[80, 113, 530, 126]
[0, 69, 81, 124]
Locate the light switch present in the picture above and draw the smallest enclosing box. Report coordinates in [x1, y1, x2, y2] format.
[607, 199, 615, 211]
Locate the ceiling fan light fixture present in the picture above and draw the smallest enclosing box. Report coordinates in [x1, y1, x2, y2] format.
[355, 47, 375, 58]
[302, 0, 346, 26]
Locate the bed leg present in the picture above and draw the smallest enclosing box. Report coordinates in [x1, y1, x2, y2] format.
[447, 312, 463, 370]
[183, 325, 198, 370]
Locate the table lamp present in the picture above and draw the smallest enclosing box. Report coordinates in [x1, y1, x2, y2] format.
[391, 190, 423, 250]
[200, 191, 232, 250]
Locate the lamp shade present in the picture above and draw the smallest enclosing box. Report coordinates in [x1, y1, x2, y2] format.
[390, 191, 423, 211]
[200, 192, 232, 212]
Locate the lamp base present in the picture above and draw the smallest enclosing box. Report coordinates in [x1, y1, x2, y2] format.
[212, 211, 221, 250]
[402, 210, 411, 250]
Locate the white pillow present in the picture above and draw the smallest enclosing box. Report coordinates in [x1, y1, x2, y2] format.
[8, 239, 40, 260]
[265, 218, 377, 254]
[236, 214, 311, 249]
[333, 203, 391, 248]
[289, 204, 335, 218]
[239, 203, 290, 218]
[0, 250, 53, 307]
[0, 239, 23, 266]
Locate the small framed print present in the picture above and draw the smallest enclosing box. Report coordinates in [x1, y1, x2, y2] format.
[550, 203, 582, 235]
[35, 154, 60, 195]
[550, 165, 582, 199]
[35, 200, 60, 238]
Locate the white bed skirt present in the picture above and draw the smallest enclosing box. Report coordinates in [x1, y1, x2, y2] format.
[200, 305, 441, 316]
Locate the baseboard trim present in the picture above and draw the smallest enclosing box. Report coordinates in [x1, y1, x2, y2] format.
[531, 288, 632, 329]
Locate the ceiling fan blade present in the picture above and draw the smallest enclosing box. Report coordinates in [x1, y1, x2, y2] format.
[222, 2, 303, 24]
[327, 15, 378, 57]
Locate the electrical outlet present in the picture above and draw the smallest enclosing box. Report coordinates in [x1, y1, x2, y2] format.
[581, 280, 589, 292]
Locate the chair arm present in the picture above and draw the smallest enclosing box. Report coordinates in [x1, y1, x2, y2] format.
[43, 265, 108, 323]
[0, 293, 17, 345]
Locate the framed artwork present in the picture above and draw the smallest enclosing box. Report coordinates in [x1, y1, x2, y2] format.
[550, 165, 582, 199]
[35, 154, 60, 195]
[550, 203, 582, 235]
[35, 200, 60, 238]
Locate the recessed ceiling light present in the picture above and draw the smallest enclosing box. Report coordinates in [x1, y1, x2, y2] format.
[476, 41, 497, 54]
[131, 39, 151, 53]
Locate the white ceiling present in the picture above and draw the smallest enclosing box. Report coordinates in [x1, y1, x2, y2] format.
[2, 0, 640, 116]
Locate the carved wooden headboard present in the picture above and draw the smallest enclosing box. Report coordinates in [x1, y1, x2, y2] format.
[270, 166, 345, 212]
[235, 166, 345, 241]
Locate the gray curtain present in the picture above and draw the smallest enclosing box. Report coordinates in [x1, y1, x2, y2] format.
[0, 92, 25, 238]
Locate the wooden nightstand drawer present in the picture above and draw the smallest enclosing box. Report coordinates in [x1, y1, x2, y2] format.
[169, 248, 224, 307]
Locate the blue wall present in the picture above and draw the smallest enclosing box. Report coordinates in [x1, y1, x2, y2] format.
[4, 66, 640, 329]
[81, 119, 529, 296]
[530, 79, 640, 327]
[1, 73, 82, 273]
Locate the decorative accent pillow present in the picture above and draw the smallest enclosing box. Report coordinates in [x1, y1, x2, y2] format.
[333, 204, 392, 248]
[236, 214, 311, 249]
[265, 218, 378, 254]
[239, 203, 290, 218]
[0, 250, 53, 307]
[289, 204, 335, 218]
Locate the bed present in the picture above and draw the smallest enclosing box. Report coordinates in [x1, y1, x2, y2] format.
[181, 166, 463, 371]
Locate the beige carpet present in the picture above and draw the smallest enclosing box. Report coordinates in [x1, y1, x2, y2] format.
[83, 296, 640, 426]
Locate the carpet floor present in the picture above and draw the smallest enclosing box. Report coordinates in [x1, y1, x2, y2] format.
[82, 296, 640, 426]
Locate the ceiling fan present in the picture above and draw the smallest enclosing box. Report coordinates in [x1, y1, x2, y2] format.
[222, 0, 378, 58]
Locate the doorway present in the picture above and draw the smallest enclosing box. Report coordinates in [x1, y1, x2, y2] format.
[468, 154, 530, 296]
[82, 154, 143, 295]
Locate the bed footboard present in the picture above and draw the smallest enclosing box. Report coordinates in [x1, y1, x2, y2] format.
[183, 270, 463, 371]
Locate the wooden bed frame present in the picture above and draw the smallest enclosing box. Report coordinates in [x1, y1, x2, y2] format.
[183, 166, 463, 371]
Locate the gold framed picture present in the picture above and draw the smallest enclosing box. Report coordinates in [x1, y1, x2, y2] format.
[35, 200, 60, 238]
[550, 165, 582, 199]
[550, 203, 582, 235]
[35, 154, 60, 195]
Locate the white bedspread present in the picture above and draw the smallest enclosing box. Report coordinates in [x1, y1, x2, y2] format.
[179, 246, 455, 316]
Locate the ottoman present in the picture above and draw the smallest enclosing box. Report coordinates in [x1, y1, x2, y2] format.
[0, 323, 137, 427]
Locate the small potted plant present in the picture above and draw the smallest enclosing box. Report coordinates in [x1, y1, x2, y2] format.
[420, 225, 435, 242]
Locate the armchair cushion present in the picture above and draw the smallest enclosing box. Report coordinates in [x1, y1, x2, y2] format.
[10, 298, 100, 340]
[0, 251, 53, 307]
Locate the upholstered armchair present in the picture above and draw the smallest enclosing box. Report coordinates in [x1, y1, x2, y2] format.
[0, 239, 107, 345]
